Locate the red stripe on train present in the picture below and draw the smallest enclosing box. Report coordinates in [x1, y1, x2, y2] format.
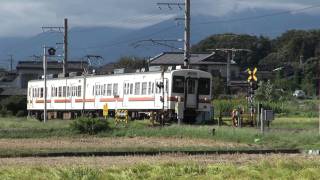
[75, 99, 95, 103]
[36, 100, 51, 103]
[54, 99, 71, 103]
[128, 97, 155, 101]
[100, 98, 123, 102]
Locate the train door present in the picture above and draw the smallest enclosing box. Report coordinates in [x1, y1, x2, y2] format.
[186, 78, 198, 108]
[70, 84, 75, 109]
[122, 81, 130, 107]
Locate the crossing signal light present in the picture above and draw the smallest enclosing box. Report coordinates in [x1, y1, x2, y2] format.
[247, 67, 258, 82]
[48, 48, 56, 56]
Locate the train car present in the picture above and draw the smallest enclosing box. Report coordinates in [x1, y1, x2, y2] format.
[27, 68, 212, 123]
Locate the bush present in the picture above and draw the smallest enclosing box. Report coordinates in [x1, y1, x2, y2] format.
[0, 96, 26, 116]
[70, 117, 110, 135]
[16, 110, 26, 117]
[0, 108, 8, 117]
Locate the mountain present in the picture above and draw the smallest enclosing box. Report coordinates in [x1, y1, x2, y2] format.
[1, 8, 320, 68]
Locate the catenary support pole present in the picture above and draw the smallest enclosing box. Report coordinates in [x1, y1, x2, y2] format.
[43, 46, 47, 123]
[63, 18, 68, 75]
[183, 0, 190, 68]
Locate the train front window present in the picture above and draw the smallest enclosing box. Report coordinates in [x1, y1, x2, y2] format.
[198, 78, 210, 95]
[172, 76, 184, 93]
[188, 79, 195, 94]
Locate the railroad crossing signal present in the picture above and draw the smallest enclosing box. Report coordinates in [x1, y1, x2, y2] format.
[47, 48, 56, 56]
[247, 67, 258, 82]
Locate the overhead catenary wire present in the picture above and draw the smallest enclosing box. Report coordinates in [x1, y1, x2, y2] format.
[2, 3, 320, 58]
[69, 3, 320, 51]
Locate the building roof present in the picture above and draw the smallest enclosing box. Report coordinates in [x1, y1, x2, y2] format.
[149, 52, 237, 66]
[16, 61, 88, 71]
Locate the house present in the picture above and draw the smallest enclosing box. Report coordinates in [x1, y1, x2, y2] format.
[0, 60, 88, 97]
[149, 52, 240, 79]
[16, 60, 88, 88]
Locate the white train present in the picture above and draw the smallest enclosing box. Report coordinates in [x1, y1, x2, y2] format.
[27, 68, 212, 123]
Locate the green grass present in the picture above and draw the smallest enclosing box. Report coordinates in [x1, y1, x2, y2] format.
[0, 117, 73, 138]
[0, 159, 319, 179]
[214, 99, 319, 118]
[0, 117, 319, 149]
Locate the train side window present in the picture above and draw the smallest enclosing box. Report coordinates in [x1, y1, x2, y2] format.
[58, 87, 62, 97]
[124, 83, 129, 95]
[172, 76, 184, 93]
[67, 87, 70, 97]
[188, 79, 195, 94]
[113, 83, 118, 96]
[129, 84, 133, 95]
[63, 86, 66, 97]
[103, 84, 106, 95]
[156, 82, 160, 94]
[95, 85, 99, 96]
[151, 83, 154, 94]
[74, 86, 77, 96]
[78, 86, 82, 97]
[141, 82, 147, 95]
[107, 84, 112, 96]
[198, 78, 210, 95]
[40, 88, 44, 98]
[148, 82, 151, 94]
[134, 82, 140, 95]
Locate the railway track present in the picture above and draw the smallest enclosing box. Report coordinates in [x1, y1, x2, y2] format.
[0, 149, 306, 158]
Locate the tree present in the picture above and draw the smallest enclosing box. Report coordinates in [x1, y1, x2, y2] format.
[114, 56, 147, 70]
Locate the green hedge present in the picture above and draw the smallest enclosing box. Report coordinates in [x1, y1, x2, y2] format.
[70, 117, 110, 135]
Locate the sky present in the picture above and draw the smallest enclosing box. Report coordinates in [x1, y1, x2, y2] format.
[0, 0, 319, 37]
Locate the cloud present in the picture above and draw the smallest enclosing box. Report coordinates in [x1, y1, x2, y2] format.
[0, 0, 318, 37]
[193, 0, 319, 16]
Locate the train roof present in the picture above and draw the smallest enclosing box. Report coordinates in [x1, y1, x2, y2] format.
[28, 69, 210, 83]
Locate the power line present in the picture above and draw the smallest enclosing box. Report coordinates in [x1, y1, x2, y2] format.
[71, 24, 179, 51]
[3, 2, 320, 58]
[69, 3, 320, 52]
[195, 3, 320, 25]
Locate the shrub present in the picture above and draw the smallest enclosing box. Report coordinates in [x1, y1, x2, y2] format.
[16, 110, 26, 117]
[0, 108, 8, 117]
[0, 96, 26, 116]
[70, 117, 110, 135]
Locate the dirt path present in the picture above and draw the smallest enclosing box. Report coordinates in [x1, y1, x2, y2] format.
[0, 137, 255, 150]
[0, 154, 318, 168]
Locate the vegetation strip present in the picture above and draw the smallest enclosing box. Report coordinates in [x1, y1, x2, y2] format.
[0, 149, 302, 158]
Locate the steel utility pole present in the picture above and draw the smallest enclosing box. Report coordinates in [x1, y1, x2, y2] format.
[42, 18, 68, 74]
[43, 46, 47, 123]
[63, 18, 68, 75]
[208, 48, 251, 86]
[8, 55, 13, 72]
[184, 0, 190, 68]
[157, 0, 191, 68]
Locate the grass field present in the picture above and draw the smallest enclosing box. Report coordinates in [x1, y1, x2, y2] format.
[0, 154, 319, 179]
[0, 116, 318, 157]
[0, 118, 320, 149]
